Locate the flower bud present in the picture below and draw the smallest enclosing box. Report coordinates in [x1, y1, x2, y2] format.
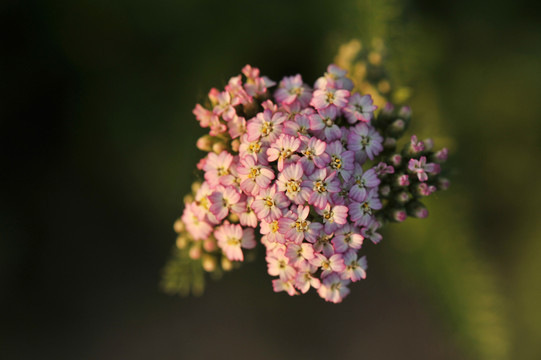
[189, 244, 202, 260]
[379, 184, 391, 197]
[231, 139, 240, 152]
[173, 218, 185, 233]
[437, 177, 450, 190]
[383, 137, 396, 150]
[228, 213, 240, 223]
[390, 208, 407, 222]
[395, 191, 410, 204]
[196, 135, 213, 152]
[203, 237, 216, 252]
[176, 235, 188, 249]
[387, 119, 406, 137]
[202, 255, 216, 272]
[397, 174, 410, 187]
[221, 257, 233, 271]
[212, 141, 227, 154]
[191, 181, 201, 194]
[423, 138, 434, 151]
[407, 201, 429, 218]
[389, 153, 402, 167]
[183, 194, 194, 204]
[434, 148, 448, 163]
[398, 106, 412, 119]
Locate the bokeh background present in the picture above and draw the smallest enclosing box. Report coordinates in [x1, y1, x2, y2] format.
[2, 0, 541, 359]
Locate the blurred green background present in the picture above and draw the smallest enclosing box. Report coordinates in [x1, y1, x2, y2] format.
[1, 0, 540, 359]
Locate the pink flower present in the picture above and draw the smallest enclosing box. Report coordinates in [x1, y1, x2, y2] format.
[361, 221, 383, 244]
[285, 243, 315, 266]
[309, 107, 342, 141]
[283, 113, 311, 137]
[325, 140, 355, 181]
[260, 219, 285, 244]
[311, 253, 346, 277]
[203, 151, 235, 187]
[215, 222, 256, 261]
[242, 65, 276, 97]
[349, 164, 380, 202]
[317, 274, 351, 303]
[418, 182, 437, 196]
[278, 205, 319, 244]
[294, 263, 321, 294]
[252, 184, 290, 222]
[274, 74, 312, 108]
[246, 109, 286, 144]
[272, 278, 298, 296]
[314, 64, 354, 91]
[299, 135, 330, 175]
[348, 188, 382, 227]
[212, 90, 239, 121]
[181, 202, 213, 241]
[239, 196, 258, 228]
[409, 135, 425, 154]
[316, 203, 349, 234]
[266, 246, 296, 281]
[238, 134, 269, 165]
[237, 155, 275, 195]
[408, 156, 440, 182]
[208, 186, 243, 222]
[276, 163, 310, 204]
[332, 224, 364, 253]
[304, 168, 340, 210]
[227, 114, 246, 139]
[310, 88, 350, 111]
[343, 93, 377, 124]
[347, 122, 384, 162]
[341, 251, 367, 282]
[267, 134, 301, 171]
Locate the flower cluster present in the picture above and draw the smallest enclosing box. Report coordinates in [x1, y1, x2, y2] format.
[173, 64, 449, 303]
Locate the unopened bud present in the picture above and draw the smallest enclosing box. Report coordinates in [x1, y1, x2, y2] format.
[395, 191, 410, 204]
[203, 237, 216, 252]
[396, 174, 410, 187]
[398, 106, 412, 119]
[434, 148, 448, 163]
[221, 257, 233, 271]
[423, 138, 434, 151]
[407, 201, 429, 218]
[196, 135, 213, 152]
[388, 119, 405, 136]
[390, 154, 402, 167]
[438, 177, 450, 190]
[379, 184, 391, 197]
[176, 235, 188, 249]
[189, 244, 202, 260]
[391, 208, 407, 222]
[378, 80, 391, 94]
[228, 213, 240, 223]
[231, 139, 240, 152]
[382, 102, 394, 116]
[183, 194, 194, 204]
[202, 255, 216, 272]
[383, 137, 396, 150]
[212, 142, 227, 154]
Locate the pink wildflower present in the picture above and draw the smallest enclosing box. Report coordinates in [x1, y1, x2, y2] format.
[276, 163, 310, 204]
[267, 134, 301, 171]
[332, 224, 364, 253]
[311, 253, 346, 277]
[309, 107, 342, 141]
[347, 122, 384, 162]
[208, 186, 243, 222]
[349, 164, 380, 202]
[215, 222, 256, 261]
[408, 156, 440, 182]
[278, 205, 319, 244]
[274, 74, 312, 108]
[325, 140, 355, 181]
[316, 203, 349, 234]
[310, 87, 350, 111]
[341, 251, 367, 282]
[181, 202, 213, 241]
[299, 135, 330, 175]
[237, 155, 275, 195]
[246, 109, 286, 144]
[304, 168, 340, 210]
[317, 274, 350, 303]
[348, 188, 382, 227]
[343, 93, 377, 124]
[203, 151, 235, 187]
[252, 184, 290, 222]
[314, 64, 354, 91]
[294, 263, 321, 294]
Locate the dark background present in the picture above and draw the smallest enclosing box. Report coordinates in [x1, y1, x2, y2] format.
[2, 0, 541, 359]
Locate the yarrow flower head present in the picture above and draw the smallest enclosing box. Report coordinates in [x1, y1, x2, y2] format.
[167, 62, 450, 303]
